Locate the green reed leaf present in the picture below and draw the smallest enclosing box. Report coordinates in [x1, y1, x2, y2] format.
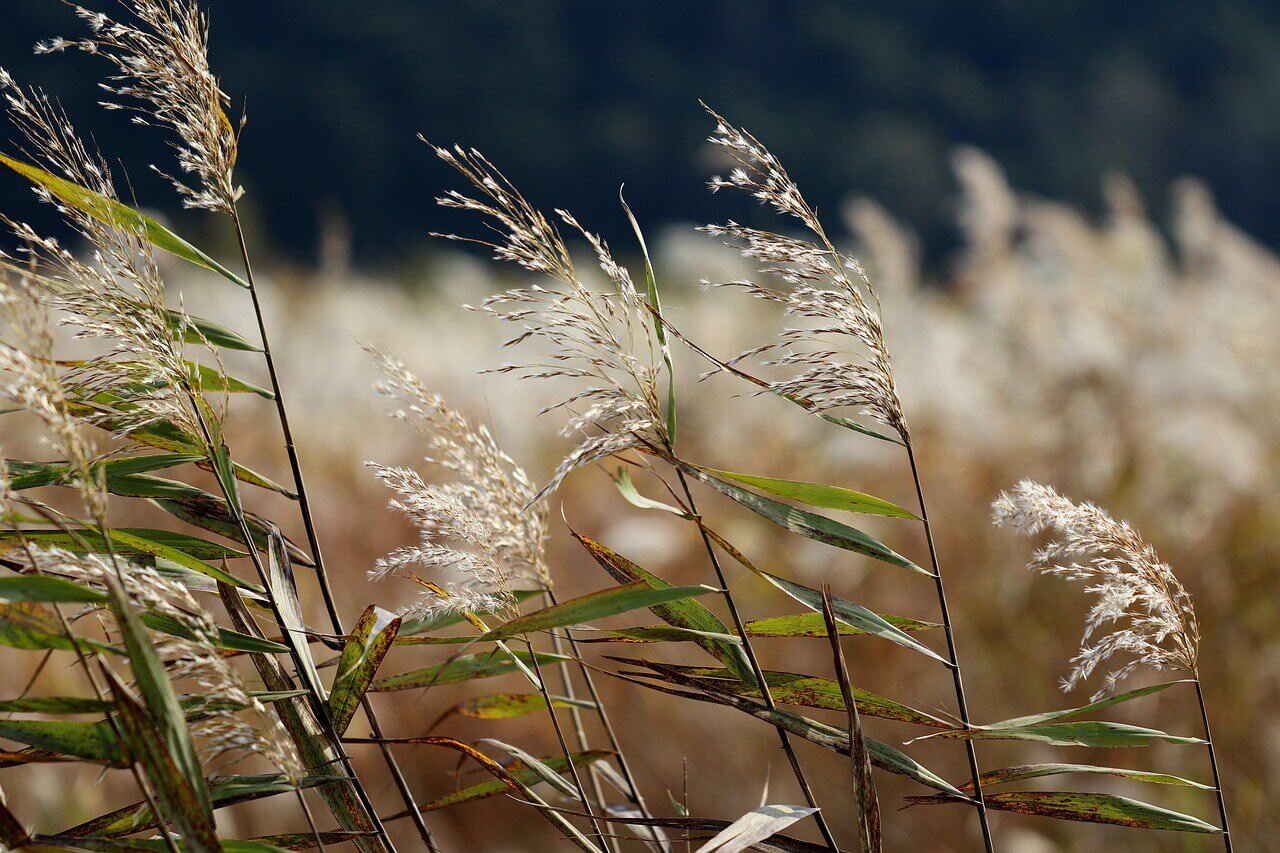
[329, 606, 400, 735]
[101, 668, 219, 851]
[744, 611, 938, 637]
[701, 467, 918, 519]
[0, 527, 245, 563]
[0, 152, 249, 288]
[664, 665, 954, 729]
[371, 649, 569, 692]
[3, 454, 204, 491]
[921, 720, 1204, 748]
[105, 528, 254, 590]
[704, 530, 947, 664]
[986, 680, 1191, 729]
[0, 718, 124, 764]
[476, 581, 718, 642]
[611, 467, 687, 516]
[0, 575, 108, 604]
[435, 693, 594, 725]
[908, 791, 1220, 833]
[574, 531, 755, 684]
[61, 774, 334, 839]
[410, 749, 613, 812]
[0, 602, 117, 654]
[675, 460, 926, 573]
[618, 662, 960, 794]
[103, 574, 214, 821]
[962, 763, 1212, 792]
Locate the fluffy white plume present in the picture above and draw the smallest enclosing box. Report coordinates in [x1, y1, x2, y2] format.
[993, 480, 1200, 699]
[432, 142, 668, 497]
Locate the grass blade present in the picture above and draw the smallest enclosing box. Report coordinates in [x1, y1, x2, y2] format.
[574, 531, 755, 683]
[705, 529, 948, 664]
[961, 763, 1212, 792]
[100, 668, 220, 851]
[329, 606, 400, 735]
[476, 581, 718, 642]
[371, 649, 569, 692]
[908, 791, 1221, 833]
[0, 153, 249, 289]
[821, 587, 881, 853]
[744, 611, 937, 637]
[702, 468, 917, 519]
[920, 720, 1205, 748]
[103, 574, 214, 820]
[673, 458, 926, 573]
[694, 805, 817, 853]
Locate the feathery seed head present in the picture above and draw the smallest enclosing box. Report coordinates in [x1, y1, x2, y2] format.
[431, 142, 669, 497]
[40, 1, 242, 212]
[365, 346, 551, 619]
[701, 106, 907, 439]
[993, 480, 1200, 699]
[0, 77, 225, 446]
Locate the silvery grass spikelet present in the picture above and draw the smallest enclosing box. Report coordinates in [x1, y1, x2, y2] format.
[37, 0, 243, 212]
[0, 269, 108, 520]
[431, 142, 668, 499]
[365, 345, 551, 621]
[700, 105, 907, 441]
[0, 74, 225, 444]
[993, 480, 1200, 700]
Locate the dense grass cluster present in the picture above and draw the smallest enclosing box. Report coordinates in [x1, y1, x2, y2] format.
[0, 2, 1248, 851]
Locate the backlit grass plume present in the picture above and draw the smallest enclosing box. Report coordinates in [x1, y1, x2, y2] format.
[37, 0, 242, 212]
[365, 345, 550, 620]
[0, 74, 224, 442]
[992, 479, 1200, 699]
[432, 142, 668, 499]
[700, 105, 906, 440]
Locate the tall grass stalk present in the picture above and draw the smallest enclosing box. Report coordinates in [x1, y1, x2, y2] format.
[1194, 672, 1232, 851]
[226, 203, 438, 851]
[904, 440, 994, 849]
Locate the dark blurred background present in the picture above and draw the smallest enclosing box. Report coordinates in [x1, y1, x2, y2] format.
[6, 0, 1280, 269]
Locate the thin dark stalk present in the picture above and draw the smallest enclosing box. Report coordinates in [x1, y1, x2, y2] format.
[673, 469, 839, 853]
[1193, 671, 1232, 850]
[904, 439, 994, 852]
[228, 206, 437, 850]
[190, 410, 394, 853]
[526, 639, 610, 847]
[543, 588, 659, 847]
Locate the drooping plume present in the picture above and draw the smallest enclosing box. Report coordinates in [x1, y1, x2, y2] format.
[0, 74, 225, 445]
[364, 345, 551, 621]
[992, 480, 1200, 699]
[37, 1, 242, 212]
[700, 106, 907, 440]
[431, 142, 668, 498]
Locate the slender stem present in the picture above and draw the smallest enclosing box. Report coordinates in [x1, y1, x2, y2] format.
[1193, 672, 1232, 850]
[674, 469, 839, 852]
[229, 205, 437, 850]
[526, 639, 611, 847]
[904, 439, 994, 852]
[544, 588, 659, 847]
[189, 409, 394, 853]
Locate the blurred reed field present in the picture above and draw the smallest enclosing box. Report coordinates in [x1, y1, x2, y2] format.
[0, 2, 1276, 853]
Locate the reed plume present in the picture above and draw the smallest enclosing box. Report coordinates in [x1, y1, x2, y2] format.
[38, 0, 242, 213]
[364, 344, 550, 620]
[992, 479, 1199, 699]
[431, 143, 668, 500]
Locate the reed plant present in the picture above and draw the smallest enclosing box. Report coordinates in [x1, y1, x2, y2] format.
[0, 1, 1237, 849]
